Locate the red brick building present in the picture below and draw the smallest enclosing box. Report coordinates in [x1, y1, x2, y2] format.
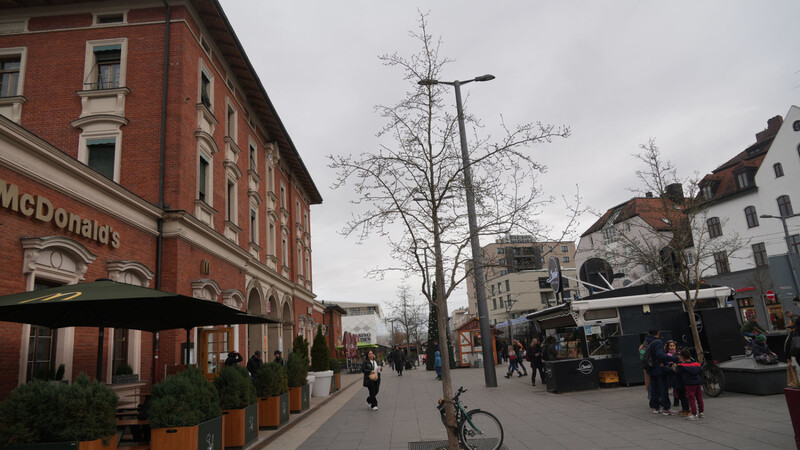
[0, 0, 324, 397]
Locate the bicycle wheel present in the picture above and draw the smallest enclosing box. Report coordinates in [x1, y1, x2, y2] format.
[702, 364, 724, 397]
[459, 409, 504, 450]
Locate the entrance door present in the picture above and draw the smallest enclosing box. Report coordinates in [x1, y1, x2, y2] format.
[198, 328, 233, 381]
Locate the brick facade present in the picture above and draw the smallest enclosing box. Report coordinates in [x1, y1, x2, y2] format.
[0, 0, 323, 398]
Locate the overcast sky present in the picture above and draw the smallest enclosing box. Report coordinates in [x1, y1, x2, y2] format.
[219, 1, 800, 314]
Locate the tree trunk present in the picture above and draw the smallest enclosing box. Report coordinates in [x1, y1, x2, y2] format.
[684, 288, 705, 364]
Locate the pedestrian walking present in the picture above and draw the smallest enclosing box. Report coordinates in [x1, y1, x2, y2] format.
[273, 350, 284, 365]
[644, 329, 678, 415]
[224, 351, 242, 367]
[392, 346, 407, 376]
[504, 345, 523, 378]
[362, 350, 382, 410]
[675, 348, 704, 420]
[529, 338, 545, 386]
[434, 350, 442, 380]
[513, 339, 529, 376]
[246, 350, 262, 380]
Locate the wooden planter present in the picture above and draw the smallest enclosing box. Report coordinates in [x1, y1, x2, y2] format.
[289, 385, 309, 413]
[151, 415, 223, 450]
[5, 435, 117, 450]
[222, 403, 258, 449]
[335, 372, 340, 391]
[258, 393, 289, 429]
[785, 387, 800, 449]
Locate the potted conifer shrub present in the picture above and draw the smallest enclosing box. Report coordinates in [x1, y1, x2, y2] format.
[0, 373, 118, 450]
[214, 365, 258, 449]
[112, 363, 139, 384]
[286, 353, 309, 413]
[149, 366, 223, 450]
[310, 326, 333, 397]
[254, 362, 289, 429]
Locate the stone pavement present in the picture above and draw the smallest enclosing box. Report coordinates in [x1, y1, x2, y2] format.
[250, 364, 795, 449]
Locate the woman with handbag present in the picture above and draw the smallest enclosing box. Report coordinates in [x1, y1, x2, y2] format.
[362, 350, 382, 410]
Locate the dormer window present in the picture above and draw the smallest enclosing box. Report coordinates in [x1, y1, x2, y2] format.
[734, 170, 750, 189]
[700, 182, 714, 200]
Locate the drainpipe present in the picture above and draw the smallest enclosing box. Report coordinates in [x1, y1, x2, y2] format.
[152, 0, 171, 385]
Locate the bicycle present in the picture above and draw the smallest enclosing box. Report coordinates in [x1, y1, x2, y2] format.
[437, 386, 504, 450]
[700, 351, 725, 397]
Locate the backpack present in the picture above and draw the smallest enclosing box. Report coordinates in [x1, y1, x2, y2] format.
[640, 341, 655, 370]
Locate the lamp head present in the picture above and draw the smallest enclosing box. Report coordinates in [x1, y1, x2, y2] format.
[418, 79, 438, 86]
[474, 74, 495, 82]
[759, 214, 775, 219]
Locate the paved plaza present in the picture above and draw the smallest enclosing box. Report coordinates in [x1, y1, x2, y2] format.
[250, 364, 795, 449]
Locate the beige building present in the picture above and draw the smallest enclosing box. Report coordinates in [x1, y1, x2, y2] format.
[465, 235, 577, 321]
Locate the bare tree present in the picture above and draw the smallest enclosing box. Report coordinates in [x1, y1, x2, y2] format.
[387, 285, 427, 359]
[328, 12, 568, 448]
[595, 140, 747, 361]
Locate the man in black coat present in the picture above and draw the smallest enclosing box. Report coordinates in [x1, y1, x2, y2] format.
[246, 350, 262, 380]
[391, 346, 407, 376]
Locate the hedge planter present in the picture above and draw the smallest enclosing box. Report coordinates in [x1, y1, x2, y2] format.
[289, 385, 309, 413]
[222, 403, 258, 449]
[258, 393, 289, 429]
[4, 435, 117, 450]
[151, 416, 223, 450]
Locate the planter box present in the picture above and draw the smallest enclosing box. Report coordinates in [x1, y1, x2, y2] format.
[289, 385, 309, 413]
[719, 358, 787, 395]
[258, 393, 289, 429]
[222, 403, 258, 449]
[151, 415, 223, 450]
[311, 370, 333, 397]
[111, 374, 139, 384]
[786, 387, 800, 450]
[5, 435, 117, 450]
[335, 373, 340, 391]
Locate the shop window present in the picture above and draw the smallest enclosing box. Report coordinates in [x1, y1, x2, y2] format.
[744, 206, 759, 228]
[713, 251, 730, 274]
[778, 195, 794, 217]
[766, 296, 785, 330]
[774, 163, 784, 178]
[752, 243, 768, 267]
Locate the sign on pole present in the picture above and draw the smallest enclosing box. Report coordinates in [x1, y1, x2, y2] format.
[766, 290, 776, 301]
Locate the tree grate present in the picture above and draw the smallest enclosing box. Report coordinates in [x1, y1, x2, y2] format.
[408, 440, 508, 450]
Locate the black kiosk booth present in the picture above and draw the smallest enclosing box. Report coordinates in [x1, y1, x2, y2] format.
[527, 285, 736, 393]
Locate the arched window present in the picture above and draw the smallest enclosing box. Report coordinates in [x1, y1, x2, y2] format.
[707, 217, 722, 238]
[744, 206, 759, 228]
[778, 195, 794, 217]
[774, 163, 784, 178]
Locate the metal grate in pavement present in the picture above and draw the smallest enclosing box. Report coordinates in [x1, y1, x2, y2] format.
[408, 440, 508, 450]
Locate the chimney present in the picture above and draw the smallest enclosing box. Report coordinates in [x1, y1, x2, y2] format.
[645, 192, 653, 198]
[664, 183, 684, 204]
[755, 115, 783, 142]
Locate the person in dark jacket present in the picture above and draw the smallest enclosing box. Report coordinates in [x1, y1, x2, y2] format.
[529, 338, 545, 386]
[542, 336, 557, 361]
[391, 346, 407, 376]
[513, 340, 528, 376]
[752, 334, 778, 364]
[224, 351, 243, 367]
[644, 329, 678, 415]
[246, 350, 262, 380]
[362, 350, 382, 410]
[675, 348, 704, 420]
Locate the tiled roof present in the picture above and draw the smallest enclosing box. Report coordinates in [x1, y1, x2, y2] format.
[697, 115, 782, 204]
[581, 197, 683, 237]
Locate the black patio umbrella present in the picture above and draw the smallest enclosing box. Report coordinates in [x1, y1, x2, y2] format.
[0, 279, 275, 380]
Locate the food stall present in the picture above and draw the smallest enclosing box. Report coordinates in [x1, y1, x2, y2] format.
[456, 318, 497, 368]
[527, 285, 733, 393]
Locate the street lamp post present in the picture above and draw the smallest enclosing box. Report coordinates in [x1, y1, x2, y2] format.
[760, 213, 800, 298]
[419, 74, 497, 387]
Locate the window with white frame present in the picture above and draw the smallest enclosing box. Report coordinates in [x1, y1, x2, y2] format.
[85, 137, 116, 180]
[268, 222, 276, 256]
[225, 102, 237, 140]
[297, 247, 303, 276]
[199, 65, 213, 109]
[226, 179, 237, 223]
[281, 232, 288, 264]
[250, 206, 258, 243]
[249, 141, 257, 170]
[0, 52, 22, 97]
[561, 245, 568, 252]
[83, 39, 127, 90]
